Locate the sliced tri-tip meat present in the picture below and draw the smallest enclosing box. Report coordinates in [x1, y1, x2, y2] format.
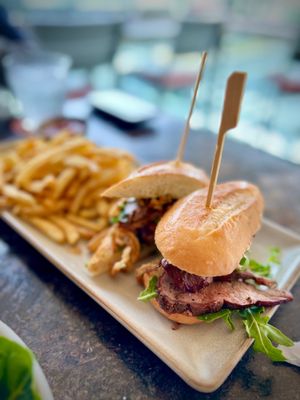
[156, 260, 293, 316]
[216, 269, 277, 288]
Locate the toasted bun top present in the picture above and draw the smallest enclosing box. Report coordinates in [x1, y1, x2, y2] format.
[155, 181, 264, 277]
[101, 161, 208, 199]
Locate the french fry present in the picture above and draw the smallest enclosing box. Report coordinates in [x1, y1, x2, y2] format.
[66, 214, 107, 231]
[16, 137, 89, 188]
[0, 134, 136, 270]
[27, 175, 55, 194]
[53, 167, 77, 199]
[75, 226, 95, 240]
[79, 208, 99, 219]
[0, 197, 7, 209]
[27, 217, 65, 243]
[64, 155, 100, 173]
[2, 184, 36, 206]
[70, 176, 104, 214]
[96, 199, 110, 217]
[50, 215, 80, 245]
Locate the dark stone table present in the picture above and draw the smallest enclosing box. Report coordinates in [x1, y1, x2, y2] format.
[0, 113, 299, 400]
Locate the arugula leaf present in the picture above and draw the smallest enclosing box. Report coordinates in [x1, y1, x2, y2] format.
[248, 259, 271, 277]
[239, 247, 281, 278]
[268, 246, 281, 265]
[0, 337, 41, 400]
[239, 255, 250, 268]
[137, 276, 158, 302]
[238, 307, 294, 362]
[198, 309, 235, 331]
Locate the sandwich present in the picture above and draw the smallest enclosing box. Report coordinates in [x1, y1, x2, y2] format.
[137, 181, 293, 325]
[86, 161, 209, 276]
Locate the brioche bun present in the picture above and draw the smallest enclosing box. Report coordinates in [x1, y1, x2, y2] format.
[142, 267, 201, 325]
[101, 161, 208, 199]
[155, 181, 264, 277]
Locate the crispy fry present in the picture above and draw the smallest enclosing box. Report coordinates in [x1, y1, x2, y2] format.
[2, 184, 36, 206]
[0, 135, 136, 271]
[79, 208, 99, 219]
[66, 214, 106, 231]
[27, 175, 55, 193]
[70, 176, 104, 214]
[50, 215, 80, 245]
[16, 137, 89, 188]
[96, 199, 110, 217]
[76, 225, 95, 240]
[64, 155, 100, 173]
[53, 167, 77, 199]
[27, 217, 65, 243]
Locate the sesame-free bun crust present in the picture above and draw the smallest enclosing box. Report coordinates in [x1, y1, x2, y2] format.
[155, 181, 264, 277]
[101, 161, 208, 199]
[142, 267, 201, 325]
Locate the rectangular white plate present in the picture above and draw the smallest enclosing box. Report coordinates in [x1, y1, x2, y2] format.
[2, 212, 300, 392]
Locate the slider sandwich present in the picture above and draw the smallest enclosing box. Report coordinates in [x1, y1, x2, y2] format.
[87, 161, 209, 276]
[137, 181, 293, 324]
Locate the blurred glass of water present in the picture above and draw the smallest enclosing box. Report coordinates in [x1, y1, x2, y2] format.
[3, 51, 72, 130]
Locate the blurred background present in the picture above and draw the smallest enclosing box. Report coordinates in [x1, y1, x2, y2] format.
[0, 0, 300, 163]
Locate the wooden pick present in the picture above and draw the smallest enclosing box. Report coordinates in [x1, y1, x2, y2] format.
[175, 51, 208, 164]
[205, 71, 247, 208]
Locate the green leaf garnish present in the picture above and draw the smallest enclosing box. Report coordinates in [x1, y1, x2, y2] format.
[248, 259, 271, 277]
[268, 246, 281, 265]
[0, 337, 41, 399]
[110, 216, 119, 224]
[198, 309, 235, 331]
[198, 306, 293, 362]
[239, 247, 281, 278]
[240, 255, 249, 267]
[238, 307, 294, 362]
[137, 276, 158, 302]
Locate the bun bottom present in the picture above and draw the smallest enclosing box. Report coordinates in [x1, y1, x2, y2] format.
[150, 298, 201, 325]
[142, 266, 201, 325]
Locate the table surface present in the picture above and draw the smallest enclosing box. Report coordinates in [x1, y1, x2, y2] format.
[0, 113, 299, 400]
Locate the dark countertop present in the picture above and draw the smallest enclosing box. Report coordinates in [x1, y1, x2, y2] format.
[0, 113, 299, 400]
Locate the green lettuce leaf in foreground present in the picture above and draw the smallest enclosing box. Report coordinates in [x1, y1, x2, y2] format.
[0, 337, 41, 400]
[238, 306, 293, 362]
[199, 306, 294, 362]
[137, 276, 158, 302]
[198, 309, 235, 331]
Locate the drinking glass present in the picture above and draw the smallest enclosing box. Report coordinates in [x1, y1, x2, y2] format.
[3, 50, 72, 131]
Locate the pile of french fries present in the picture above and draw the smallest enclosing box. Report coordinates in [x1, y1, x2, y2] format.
[0, 131, 136, 248]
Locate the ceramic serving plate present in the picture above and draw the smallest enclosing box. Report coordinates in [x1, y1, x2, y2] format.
[2, 211, 300, 393]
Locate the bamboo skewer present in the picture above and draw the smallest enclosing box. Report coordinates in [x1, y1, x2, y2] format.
[205, 71, 247, 208]
[175, 51, 208, 165]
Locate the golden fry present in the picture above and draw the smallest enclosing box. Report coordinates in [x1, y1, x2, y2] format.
[66, 214, 106, 231]
[70, 176, 104, 214]
[64, 155, 100, 173]
[2, 184, 36, 206]
[27, 175, 55, 194]
[75, 226, 95, 240]
[50, 215, 80, 245]
[27, 217, 65, 243]
[16, 137, 88, 188]
[53, 167, 77, 199]
[79, 208, 99, 219]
